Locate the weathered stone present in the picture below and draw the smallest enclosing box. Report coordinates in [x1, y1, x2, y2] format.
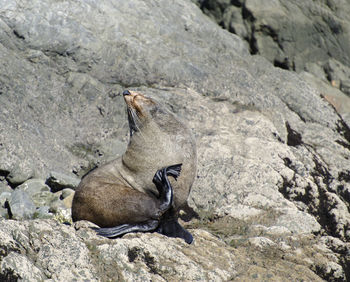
[0, 252, 44, 281]
[31, 190, 55, 208]
[198, 0, 350, 103]
[0, 219, 337, 281]
[0, 181, 11, 193]
[16, 178, 50, 196]
[0, 192, 11, 209]
[0, 184, 11, 218]
[48, 191, 66, 212]
[0, 219, 98, 281]
[61, 188, 75, 199]
[5, 164, 34, 186]
[8, 190, 36, 220]
[33, 206, 53, 219]
[61, 188, 75, 209]
[46, 171, 80, 192]
[323, 58, 350, 95]
[300, 71, 350, 125]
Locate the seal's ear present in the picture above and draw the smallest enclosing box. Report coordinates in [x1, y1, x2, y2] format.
[166, 163, 182, 180]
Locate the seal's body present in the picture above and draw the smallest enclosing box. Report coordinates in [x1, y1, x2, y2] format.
[72, 90, 197, 243]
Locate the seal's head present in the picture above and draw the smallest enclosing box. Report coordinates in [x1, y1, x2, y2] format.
[123, 90, 159, 137]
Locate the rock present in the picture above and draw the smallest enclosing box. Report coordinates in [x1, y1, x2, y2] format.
[0, 180, 11, 192]
[48, 191, 66, 212]
[5, 164, 34, 186]
[248, 236, 276, 250]
[95, 230, 237, 281]
[14, 178, 62, 211]
[300, 71, 350, 125]
[16, 178, 50, 196]
[0, 252, 44, 281]
[61, 188, 75, 209]
[53, 208, 72, 224]
[0, 181, 12, 203]
[0, 219, 334, 281]
[0, 192, 11, 207]
[8, 190, 36, 220]
[61, 188, 75, 199]
[304, 62, 328, 81]
[185, 93, 322, 236]
[33, 206, 53, 219]
[274, 208, 321, 234]
[197, 0, 350, 99]
[0, 183, 12, 218]
[0, 219, 98, 281]
[31, 190, 56, 208]
[46, 190, 72, 223]
[323, 58, 350, 94]
[223, 5, 249, 39]
[0, 193, 11, 218]
[200, 0, 350, 70]
[46, 171, 80, 192]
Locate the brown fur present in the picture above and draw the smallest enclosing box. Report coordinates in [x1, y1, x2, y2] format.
[72, 91, 197, 228]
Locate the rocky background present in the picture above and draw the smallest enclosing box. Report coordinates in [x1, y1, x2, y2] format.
[197, 0, 350, 123]
[0, 0, 349, 281]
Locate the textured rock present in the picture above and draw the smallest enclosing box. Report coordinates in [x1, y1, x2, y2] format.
[197, 0, 350, 113]
[0, 192, 11, 208]
[198, 0, 350, 70]
[0, 179, 74, 221]
[0, 0, 349, 280]
[33, 206, 52, 219]
[0, 219, 339, 281]
[300, 71, 350, 125]
[61, 188, 75, 209]
[8, 190, 36, 220]
[1, 252, 44, 281]
[0, 219, 98, 281]
[16, 178, 50, 197]
[46, 171, 80, 192]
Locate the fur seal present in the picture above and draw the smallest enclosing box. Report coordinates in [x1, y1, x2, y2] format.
[72, 90, 197, 243]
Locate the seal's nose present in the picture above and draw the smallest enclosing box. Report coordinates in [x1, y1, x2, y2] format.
[123, 90, 131, 96]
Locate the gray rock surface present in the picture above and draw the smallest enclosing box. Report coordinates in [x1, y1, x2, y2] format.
[8, 190, 36, 220]
[198, 0, 350, 70]
[197, 0, 350, 113]
[16, 178, 50, 196]
[0, 218, 340, 281]
[45, 171, 80, 192]
[0, 0, 349, 280]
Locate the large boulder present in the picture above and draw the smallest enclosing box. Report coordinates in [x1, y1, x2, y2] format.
[0, 0, 349, 280]
[0, 219, 341, 281]
[198, 0, 350, 72]
[197, 0, 350, 118]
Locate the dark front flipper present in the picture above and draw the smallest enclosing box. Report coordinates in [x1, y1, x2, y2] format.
[156, 217, 193, 244]
[94, 219, 159, 238]
[152, 163, 182, 213]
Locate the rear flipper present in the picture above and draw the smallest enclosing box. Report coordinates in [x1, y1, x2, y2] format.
[94, 219, 159, 238]
[156, 217, 193, 244]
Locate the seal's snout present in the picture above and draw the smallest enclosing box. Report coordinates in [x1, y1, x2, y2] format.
[123, 90, 131, 96]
